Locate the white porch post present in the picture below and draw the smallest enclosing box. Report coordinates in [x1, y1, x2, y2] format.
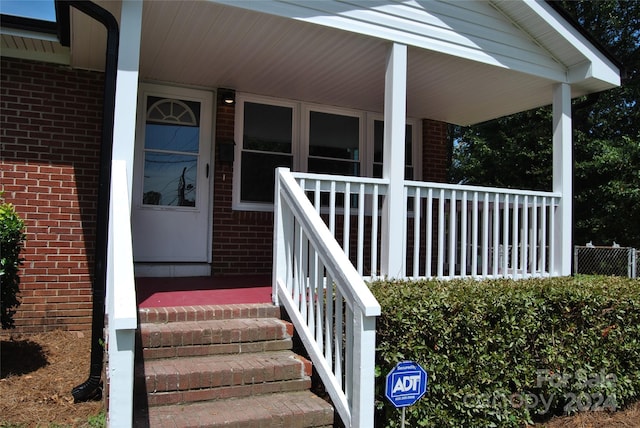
[112, 0, 143, 199]
[106, 2, 142, 428]
[552, 83, 572, 276]
[380, 43, 408, 278]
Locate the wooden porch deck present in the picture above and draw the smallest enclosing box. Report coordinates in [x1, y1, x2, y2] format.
[135, 274, 272, 308]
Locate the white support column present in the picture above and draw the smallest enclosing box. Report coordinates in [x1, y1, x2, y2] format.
[552, 83, 572, 276]
[381, 43, 407, 278]
[106, 3, 142, 427]
[112, 0, 143, 200]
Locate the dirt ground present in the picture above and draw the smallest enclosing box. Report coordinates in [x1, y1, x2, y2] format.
[0, 330, 638, 428]
[532, 401, 640, 428]
[0, 330, 103, 427]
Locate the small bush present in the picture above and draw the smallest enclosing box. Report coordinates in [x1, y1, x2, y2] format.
[0, 196, 25, 329]
[370, 276, 640, 427]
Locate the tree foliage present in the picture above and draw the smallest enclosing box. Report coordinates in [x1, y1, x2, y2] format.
[451, 0, 640, 248]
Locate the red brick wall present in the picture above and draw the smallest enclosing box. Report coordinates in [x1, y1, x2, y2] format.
[1, 57, 104, 333]
[211, 105, 450, 275]
[419, 119, 450, 274]
[212, 97, 274, 274]
[422, 119, 449, 183]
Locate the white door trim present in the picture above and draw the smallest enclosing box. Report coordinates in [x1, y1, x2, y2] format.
[132, 83, 215, 277]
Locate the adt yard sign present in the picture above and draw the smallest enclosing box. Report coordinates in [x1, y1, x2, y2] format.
[385, 361, 428, 408]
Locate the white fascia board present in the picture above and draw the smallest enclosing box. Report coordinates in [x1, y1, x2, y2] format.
[210, 0, 567, 82]
[1, 28, 70, 65]
[526, 0, 620, 87]
[1, 26, 58, 42]
[0, 45, 70, 65]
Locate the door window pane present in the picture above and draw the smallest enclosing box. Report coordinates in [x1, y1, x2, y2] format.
[143, 153, 197, 206]
[143, 97, 201, 207]
[145, 123, 199, 153]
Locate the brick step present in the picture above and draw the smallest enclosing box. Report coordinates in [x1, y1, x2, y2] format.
[134, 302, 334, 427]
[138, 303, 282, 324]
[138, 391, 334, 428]
[140, 318, 293, 359]
[140, 350, 312, 406]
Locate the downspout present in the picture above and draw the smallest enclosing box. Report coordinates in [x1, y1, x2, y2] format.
[55, 0, 120, 402]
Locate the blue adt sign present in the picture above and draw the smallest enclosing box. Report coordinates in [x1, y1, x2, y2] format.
[385, 361, 428, 408]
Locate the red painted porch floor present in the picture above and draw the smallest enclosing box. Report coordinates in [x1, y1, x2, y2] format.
[135, 274, 272, 308]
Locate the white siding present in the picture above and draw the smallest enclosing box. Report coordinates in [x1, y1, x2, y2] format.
[214, 0, 567, 81]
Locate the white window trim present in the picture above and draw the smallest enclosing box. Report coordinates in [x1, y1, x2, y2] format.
[232, 93, 299, 212]
[301, 103, 366, 175]
[232, 93, 422, 212]
[366, 114, 422, 180]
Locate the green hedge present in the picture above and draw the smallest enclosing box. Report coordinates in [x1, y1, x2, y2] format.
[370, 277, 640, 427]
[0, 197, 25, 329]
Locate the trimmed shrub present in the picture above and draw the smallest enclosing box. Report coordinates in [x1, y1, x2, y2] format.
[0, 196, 25, 329]
[370, 277, 640, 427]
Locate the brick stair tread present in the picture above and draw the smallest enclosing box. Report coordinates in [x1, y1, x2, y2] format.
[141, 350, 311, 393]
[142, 336, 293, 360]
[139, 303, 281, 324]
[140, 318, 292, 350]
[139, 390, 334, 428]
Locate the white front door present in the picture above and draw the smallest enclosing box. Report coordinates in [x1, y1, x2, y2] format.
[132, 84, 213, 268]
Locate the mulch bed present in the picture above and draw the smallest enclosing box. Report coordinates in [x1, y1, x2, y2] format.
[1, 330, 102, 427]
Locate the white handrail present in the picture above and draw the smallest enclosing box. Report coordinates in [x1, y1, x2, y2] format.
[106, 160, 137, 427]
[406, 179, 562, 198]
[273, 168, 380, 428]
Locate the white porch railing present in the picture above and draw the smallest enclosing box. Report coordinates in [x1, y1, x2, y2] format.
[292, 173, 562, 280]
[105, 160, 137, 427]
[294, 172, 389, 278]
[273, 168, 381, 428]
[274, 171, 562, 425]
[404, 181, 562, 279]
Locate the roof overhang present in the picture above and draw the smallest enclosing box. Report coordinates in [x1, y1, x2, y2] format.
[41, 1, 624, 125]
[0, 14, 70, 65]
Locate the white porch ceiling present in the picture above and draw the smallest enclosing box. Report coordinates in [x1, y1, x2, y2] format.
[64, 0, 618, 126]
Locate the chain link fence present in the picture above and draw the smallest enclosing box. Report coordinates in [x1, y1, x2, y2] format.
[574, 245, 638, 278]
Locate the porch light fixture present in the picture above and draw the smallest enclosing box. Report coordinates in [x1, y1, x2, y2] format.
[219, 88, 235, 105]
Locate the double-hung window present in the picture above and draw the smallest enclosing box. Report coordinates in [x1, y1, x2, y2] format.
[233, 94, 419, 211]
[306, 108, 363, 177]
[235, 98, 295, 207]
[372, 119, 418, 180]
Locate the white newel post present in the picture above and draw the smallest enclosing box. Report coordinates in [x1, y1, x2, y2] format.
[381, 43, 407, 278]
[552, 83, 572, 276]
[272, 168, 293, 306]
[112, 0, 143, 198]
[351, 307, 377, 428]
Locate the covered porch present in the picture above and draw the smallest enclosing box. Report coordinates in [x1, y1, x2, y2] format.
[63, 0, 613, 279]
[60, 1, 621, 426]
